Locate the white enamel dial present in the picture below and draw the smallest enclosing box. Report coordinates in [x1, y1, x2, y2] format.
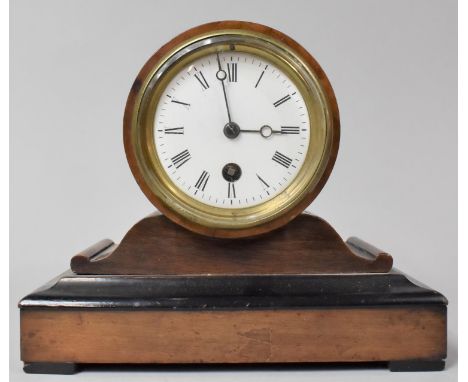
[154, 50, 310, 208]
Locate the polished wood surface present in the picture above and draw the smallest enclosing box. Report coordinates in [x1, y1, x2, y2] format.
[71, 213, 393, 275]
[123, 20, 341, 238]
[21, 307, 446, 364]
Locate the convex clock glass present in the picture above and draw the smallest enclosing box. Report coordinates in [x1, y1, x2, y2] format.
[124, 21, 340, 237]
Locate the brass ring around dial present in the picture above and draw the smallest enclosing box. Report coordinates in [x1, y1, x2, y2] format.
[123, 21, 340, 238]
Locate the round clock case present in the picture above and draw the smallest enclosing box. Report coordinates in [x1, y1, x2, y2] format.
[124, 21, 340, 238]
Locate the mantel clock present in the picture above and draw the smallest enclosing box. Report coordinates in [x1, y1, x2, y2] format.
[19, 21, 447, 374]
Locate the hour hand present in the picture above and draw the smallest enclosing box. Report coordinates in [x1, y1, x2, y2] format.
[239, 125, 281, 138]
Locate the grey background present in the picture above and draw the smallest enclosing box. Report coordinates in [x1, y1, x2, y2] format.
[10, 0, 457, 380]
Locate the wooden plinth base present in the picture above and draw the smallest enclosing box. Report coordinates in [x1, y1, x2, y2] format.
[19, 271, 447, 373]
[18, 215, 447, 374]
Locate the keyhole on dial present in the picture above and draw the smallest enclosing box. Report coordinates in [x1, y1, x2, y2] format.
[222, 163, 242, 182]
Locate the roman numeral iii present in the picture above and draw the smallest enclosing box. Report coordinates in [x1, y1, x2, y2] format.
[171, 149, 191, 168]
[194, 170, 210, 191]
[272, 151, 293, 168]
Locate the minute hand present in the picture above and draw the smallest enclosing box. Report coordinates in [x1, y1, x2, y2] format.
[215, 52, 232, 123]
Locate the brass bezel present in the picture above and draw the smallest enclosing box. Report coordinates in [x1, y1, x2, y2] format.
[124, 24, 339, 237]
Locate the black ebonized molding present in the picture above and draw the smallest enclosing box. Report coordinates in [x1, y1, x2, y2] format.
[19, 270, 447, 310]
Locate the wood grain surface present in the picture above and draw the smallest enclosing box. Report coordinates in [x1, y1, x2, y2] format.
[21, 307, 446, 364]
[71, 213, 393, 275]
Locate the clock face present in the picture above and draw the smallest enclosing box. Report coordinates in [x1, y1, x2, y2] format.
[153, 51, 310, 208]
[124, 22, 339, 237]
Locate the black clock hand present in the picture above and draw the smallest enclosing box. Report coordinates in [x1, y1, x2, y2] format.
[216, 52, 232, 124]
[239, 129, 282, 134]
[239, 125, 281, 138]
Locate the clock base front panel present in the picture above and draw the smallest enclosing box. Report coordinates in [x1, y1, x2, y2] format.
[19, 271, 447, 374]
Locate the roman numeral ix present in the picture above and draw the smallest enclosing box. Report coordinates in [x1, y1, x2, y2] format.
[194, 70, 209, 90]
[272, 151, 293, 168]
[170, 149, 191, 168]
[273, 94, 291, 107]
[194, 170, 210, 191]
[164, 127, 184, 135]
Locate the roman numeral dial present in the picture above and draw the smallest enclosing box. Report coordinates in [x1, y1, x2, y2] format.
[154, 50, 310, 209]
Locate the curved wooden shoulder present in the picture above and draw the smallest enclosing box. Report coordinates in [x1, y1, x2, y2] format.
[71, 213, 392, 275]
